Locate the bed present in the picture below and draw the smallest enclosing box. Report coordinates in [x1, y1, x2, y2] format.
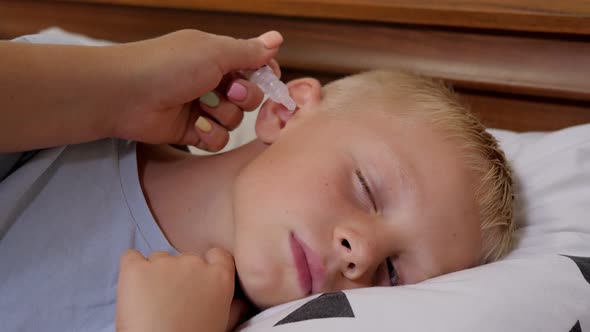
[1, 1, 589, 331]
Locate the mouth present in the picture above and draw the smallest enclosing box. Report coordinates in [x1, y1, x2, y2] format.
[289, 232, 325, 296]
[289, 232, 313, 295]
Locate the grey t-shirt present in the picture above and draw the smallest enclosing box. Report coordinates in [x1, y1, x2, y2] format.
[0, 139, 176, 331]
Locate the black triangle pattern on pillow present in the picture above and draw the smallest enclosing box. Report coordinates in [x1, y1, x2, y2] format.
[562, 255, 590, 285]
[274, 291, 355, 326]
[569, 320, 582, 332]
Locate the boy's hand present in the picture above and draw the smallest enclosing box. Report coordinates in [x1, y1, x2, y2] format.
[116, 248, 237, 332]
[113, 29, 283, 152]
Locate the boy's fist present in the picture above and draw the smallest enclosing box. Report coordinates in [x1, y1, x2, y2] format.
[116, 248, 236, 332]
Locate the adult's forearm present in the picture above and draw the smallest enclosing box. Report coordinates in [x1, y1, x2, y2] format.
[0, 41, 133, 152]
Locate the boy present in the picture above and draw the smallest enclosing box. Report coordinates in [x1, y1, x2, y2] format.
[118, 70, 516, 332]
[0, 33, 513, 331]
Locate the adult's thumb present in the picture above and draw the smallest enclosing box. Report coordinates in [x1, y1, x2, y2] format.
[215, 31, 283, 73]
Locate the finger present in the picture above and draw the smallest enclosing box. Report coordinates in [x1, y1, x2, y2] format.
[258, 30, 284, 49]
[206, 248, 235, 293]
[205, 248, 235, 272]
[226, 79, 265, 112]
[178, 251, 204, 261]
[194, 115, 230, 152]
[120, 249, 146, 267]
[213, 31, 283, 74]
[147, 251, 172, 261]
[195, 140, 210, 152]
[178, 251, 206, 267]
[177, 102, 201, 146]
[199, 92, 244, 131]
[178, 251, 200, 257]
[267, 59, 281, 79]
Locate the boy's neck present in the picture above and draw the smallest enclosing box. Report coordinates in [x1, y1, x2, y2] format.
[136, 140, 266, 255]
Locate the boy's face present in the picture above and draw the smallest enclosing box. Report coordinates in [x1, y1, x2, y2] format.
[232, 95, 482, 309]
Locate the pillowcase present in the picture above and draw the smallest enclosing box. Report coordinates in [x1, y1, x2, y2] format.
[238, 123, 590, 332]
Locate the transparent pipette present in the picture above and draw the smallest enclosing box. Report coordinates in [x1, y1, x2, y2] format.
[242, 65, 296, 112]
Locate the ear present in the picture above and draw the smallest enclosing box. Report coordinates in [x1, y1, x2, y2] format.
[255, 77, 322, 143]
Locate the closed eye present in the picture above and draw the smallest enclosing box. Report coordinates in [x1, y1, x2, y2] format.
[355, 169, 377, 212]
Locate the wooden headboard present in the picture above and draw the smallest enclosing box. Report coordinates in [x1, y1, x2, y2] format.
[2, 0, 590, 131]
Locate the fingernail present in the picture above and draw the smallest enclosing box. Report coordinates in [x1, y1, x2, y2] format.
[258, 31, 283, 49]
[199, 92, 220, 108]
[227, 82, 248, 102]
[195, 117, 212, 133]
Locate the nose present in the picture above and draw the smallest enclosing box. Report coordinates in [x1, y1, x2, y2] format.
[333, 225, 378, 282]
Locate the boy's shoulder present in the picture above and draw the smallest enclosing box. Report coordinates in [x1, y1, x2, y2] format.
[0, 140, 119, 236]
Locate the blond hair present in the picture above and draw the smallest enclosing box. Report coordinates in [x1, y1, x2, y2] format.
[322, 70, 514, 264]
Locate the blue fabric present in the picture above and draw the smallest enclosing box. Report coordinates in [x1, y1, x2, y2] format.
[0, 139, 176, 331]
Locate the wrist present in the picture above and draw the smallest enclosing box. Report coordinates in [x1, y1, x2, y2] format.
[98, 43, 150, 140]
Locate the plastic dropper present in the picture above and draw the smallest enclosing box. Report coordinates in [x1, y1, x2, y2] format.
[242, 65, 297, 112]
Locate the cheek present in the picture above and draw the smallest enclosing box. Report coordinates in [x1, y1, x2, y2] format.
[233, 151, 359, 266]
[235, 152, 339, 223]
[232, 209, 304, 308]
[230, 164, 300, 307]
[232, 156, 351, 306]
[233, 235, 282, 305]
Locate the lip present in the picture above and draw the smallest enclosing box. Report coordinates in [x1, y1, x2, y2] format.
[289, 232, 326, 295]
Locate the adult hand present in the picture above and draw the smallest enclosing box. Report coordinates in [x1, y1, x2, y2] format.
[116, 248, 239, 332]
[113, 29, 283, 152]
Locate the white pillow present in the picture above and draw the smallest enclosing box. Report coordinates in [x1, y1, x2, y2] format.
[239, 123, 590, 332]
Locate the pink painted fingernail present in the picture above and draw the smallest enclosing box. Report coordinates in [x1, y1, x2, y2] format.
[227, 82, 248, 102]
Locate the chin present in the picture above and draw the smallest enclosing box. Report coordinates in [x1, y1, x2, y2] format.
[236, 260, 301, 309]
[248, 288, 301, 310]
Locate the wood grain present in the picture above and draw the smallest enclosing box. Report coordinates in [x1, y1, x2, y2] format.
[459, 91, 590, 132]
[3, 0, 590, 102]
[68, 0, 590, 34]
